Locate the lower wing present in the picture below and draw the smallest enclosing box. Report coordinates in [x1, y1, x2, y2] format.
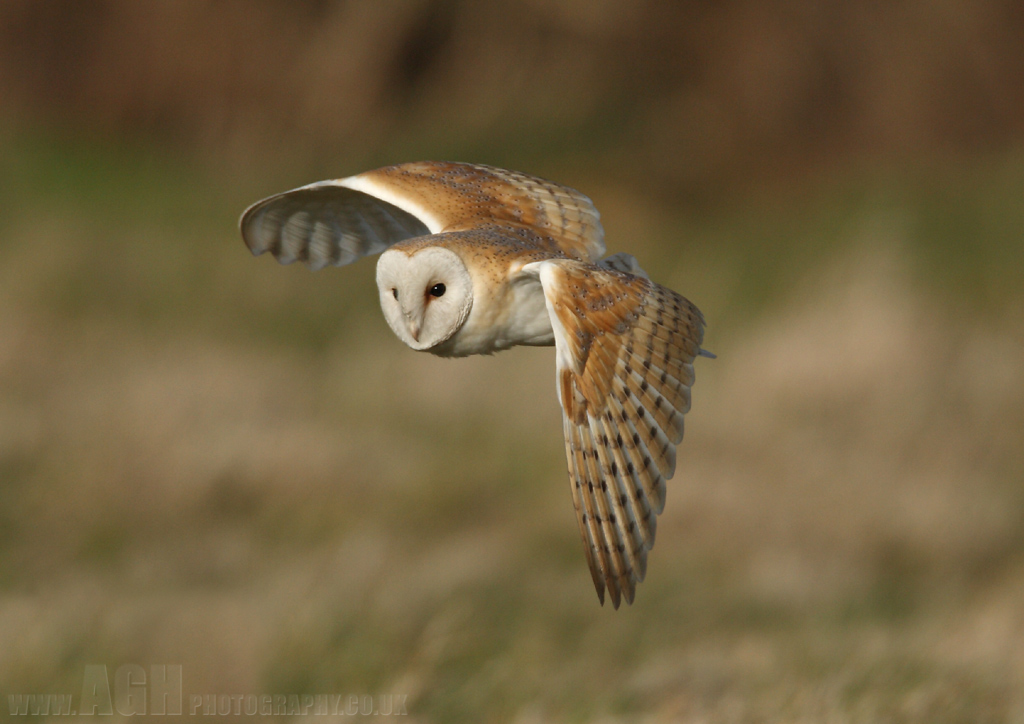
[522, 259, 709, 608]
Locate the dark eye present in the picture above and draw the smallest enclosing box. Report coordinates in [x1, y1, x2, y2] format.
[429, 283, 446, 298]
[392, 288, 398, 300]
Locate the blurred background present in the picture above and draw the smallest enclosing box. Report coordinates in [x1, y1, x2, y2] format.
[1, 1, 1023, 721]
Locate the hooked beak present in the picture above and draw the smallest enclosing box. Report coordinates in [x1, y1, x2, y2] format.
[402, 307, 421, 341]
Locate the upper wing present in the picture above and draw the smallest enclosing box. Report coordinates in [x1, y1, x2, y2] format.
[240, 161, 605, 271]
[525, 259, 707, 608]
[239, 180, 431, 271]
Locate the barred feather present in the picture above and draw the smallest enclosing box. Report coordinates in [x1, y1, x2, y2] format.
[240, 161, 605, 271]
[240, 183, 430, 270]
[242, 161, 708, 609]
[534, 259, 707, 607]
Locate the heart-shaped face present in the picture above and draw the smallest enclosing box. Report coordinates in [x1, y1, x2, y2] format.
[376, 246, 474, 351]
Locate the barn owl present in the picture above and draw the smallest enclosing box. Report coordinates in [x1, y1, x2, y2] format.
[240, 161, 712, 608]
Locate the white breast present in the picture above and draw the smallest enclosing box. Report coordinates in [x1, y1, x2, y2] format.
[430, 271, 554, 357]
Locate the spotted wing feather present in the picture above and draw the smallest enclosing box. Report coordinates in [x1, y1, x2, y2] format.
[358, 162, 605, 262]
[240, 162, 605, 271]
[530, 259, 706, 607]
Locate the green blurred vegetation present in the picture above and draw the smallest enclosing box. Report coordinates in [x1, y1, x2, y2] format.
[1, 126, 1022, 722]
[1, 1, 1023, 722]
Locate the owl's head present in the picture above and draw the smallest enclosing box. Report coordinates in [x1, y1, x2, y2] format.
[376, 246, 474, 351]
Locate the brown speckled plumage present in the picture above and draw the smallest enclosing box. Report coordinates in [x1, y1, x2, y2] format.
[541, 260, 704, 606]
[240, 161, 710, 608]
[241, 161, 603, 271]
[363, 162, 605, 262]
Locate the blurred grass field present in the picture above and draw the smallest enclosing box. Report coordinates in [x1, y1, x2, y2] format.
[4, 2, 1024, 720]
[1, 126, 1023, 722]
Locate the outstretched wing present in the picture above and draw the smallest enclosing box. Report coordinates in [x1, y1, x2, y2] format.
[525, 259, 707, 608]
[240, 161, 605, 271]
[240, 181, 431, 270]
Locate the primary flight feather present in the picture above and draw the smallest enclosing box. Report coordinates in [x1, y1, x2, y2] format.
[240, 161, 711, 608]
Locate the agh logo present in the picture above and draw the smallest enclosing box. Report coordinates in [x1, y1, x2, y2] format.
[8, 665, 182, 716]
[7, 665, 406, 717]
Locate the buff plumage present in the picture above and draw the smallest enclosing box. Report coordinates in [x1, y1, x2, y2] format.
[240, 161, 711, 607]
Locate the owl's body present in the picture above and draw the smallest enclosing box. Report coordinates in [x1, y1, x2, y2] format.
[241, 161, 711, 608]
[383, 230, 557, 357]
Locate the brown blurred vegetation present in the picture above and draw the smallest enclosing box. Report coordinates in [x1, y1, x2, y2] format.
[1, 1, 1024, 722]
[3, 0, 1024, 195]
